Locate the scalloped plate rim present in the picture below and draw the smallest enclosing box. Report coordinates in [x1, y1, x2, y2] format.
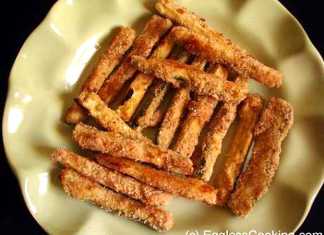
[2, 0, 324, 234]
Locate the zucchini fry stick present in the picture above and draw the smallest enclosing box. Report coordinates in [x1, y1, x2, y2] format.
[78, 92, 148, 142]
[156, 87, 189, 147]
[61, 168, 174, 231]
[195, 77, 248, 182]
[157, 57, 207, 148]
[155, 0, 282, 87]
[64, 27, 136, 124]
[52, 149, 171, 206]
[131, 56, 245, 102]
[228, 97, 294, 216]
[136, 81, 169, 128]
[170, 26, 282, 88]
[171, 65, 227, 156]
[137, 50, 190, 128]
[98, 15, 172, 105]
[96, 155, 220, 205]
[213, 95, 263, 205]
[73, 123, 193, 175]
[116, 29, 177, 122]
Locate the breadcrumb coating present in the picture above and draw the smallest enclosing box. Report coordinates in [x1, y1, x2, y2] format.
[228, 97, 294, 216]
[61, 168, 174, 231]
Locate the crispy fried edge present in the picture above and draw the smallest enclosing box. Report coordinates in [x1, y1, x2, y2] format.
[213, 95, 263, 205]
[52, 149, 171, 206]
[61, 168, 174, 231]
[73, 123, 193, 175]
[155, 1, 282, 87]
[98, 15, 172, 105]
[96, 155, 219, 205]
[64, 27, 136, 124]
[227, 97, 294, 216]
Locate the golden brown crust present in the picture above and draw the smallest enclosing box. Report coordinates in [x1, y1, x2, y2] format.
[78, 92, 148, 142]
[98, 15, 172, 105]
[154, 0, 283, 87]
[52, 149, 171, 206]
[81, 27, 136, 93]
[157, 87, 189, 148]
[73, 123, 193, 175]
[61, 168, 174, 231]
[171, 64, 227, 157]
[195, 103, 238, 182]
[96, 155, 219, 205]
[155, 0, 226, 44]
[155, 0, 248, 58]
[228, 97, 294, 216]
[171, 26, 282, 88]
[254, 97, 294, 137]
[172, 96, 215, 156]
[136, 81, 170, 128]
[116, 28, 177, 122]
[157, 57, 207, 149]
[131, 56, 245, 102]
[136, 50, 190, 129]
[213, 95, 263, 205]
[64, 27, 136, 124]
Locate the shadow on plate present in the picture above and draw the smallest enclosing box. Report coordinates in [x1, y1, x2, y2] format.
[228, 0, 250, 13]
[299, 115, 324, 160]
[142, 0, 156, 13]
[272, 15, 306, 61]
[267, 181, 307, 232]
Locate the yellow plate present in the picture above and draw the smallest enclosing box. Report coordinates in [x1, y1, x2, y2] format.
[3, 0, 324, 234]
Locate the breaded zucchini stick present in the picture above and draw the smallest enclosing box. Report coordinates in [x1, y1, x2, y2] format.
[131, 56, 245, 102]
[136, 81, 169, 128]
[213, 95, 263, 204]
[73, 123, 193, 175]
[171, 65, 228, 156]
[156, 87, 189, 148]
[64, 27, 136, 124]
[96, 155, 220, 205]
[157, 57, 207, 148]
[137, 50, 190, 128]
[116, 28, 177, 122]
[195, 103, 237, 181]
[155, 0, 282, 87]
[171, 27, 282, 88]
[193, 77, 248, 182]
[98, 15, 172, 104]
[78, 92, 147, 142]
[61, 168, 174, 231]
[52, 149, 171, 206]
[228, 97, 294, 216]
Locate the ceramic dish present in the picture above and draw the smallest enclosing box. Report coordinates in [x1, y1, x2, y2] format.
[3, 0, 324, 234]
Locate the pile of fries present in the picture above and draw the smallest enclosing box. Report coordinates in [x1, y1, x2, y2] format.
[52, 0, 294, 231]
